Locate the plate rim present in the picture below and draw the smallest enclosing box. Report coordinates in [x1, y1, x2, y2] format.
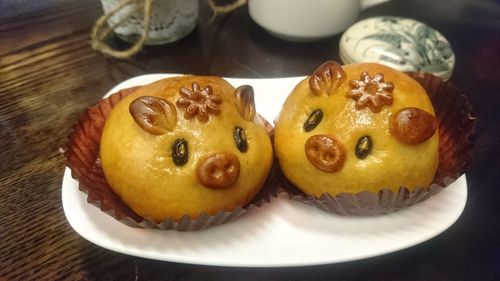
[62, 74, 468, 267]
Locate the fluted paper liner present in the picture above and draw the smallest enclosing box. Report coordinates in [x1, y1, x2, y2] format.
[65, 87, 279, 231]
[279, 72, 477, 215]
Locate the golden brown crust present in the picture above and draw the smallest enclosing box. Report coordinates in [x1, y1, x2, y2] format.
[100, 76, 273, 222]
[274, 62, 439, 196]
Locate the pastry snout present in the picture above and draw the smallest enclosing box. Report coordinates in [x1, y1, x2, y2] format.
[196, 152, 240, 189]
[305, 135, 346, 173]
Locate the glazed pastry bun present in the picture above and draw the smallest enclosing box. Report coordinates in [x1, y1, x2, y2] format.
[274, 61, 439, 197]
[100, 76, 273, 222]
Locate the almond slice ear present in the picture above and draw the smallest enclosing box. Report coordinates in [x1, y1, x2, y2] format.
[129, 96, 177, 135]
[233, 85, 256, 121]
[309, 61, 346, 96]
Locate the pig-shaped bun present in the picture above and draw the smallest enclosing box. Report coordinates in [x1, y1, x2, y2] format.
[100, 76, 273, 222]
[274, 62, 439, 197]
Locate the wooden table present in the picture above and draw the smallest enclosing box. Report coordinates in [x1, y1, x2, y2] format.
[1, 0, 499, 279]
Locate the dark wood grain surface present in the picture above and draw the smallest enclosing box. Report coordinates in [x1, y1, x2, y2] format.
[1, 0, 500, 280]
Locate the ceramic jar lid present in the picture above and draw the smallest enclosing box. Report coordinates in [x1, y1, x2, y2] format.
[340, 16, 455, 80]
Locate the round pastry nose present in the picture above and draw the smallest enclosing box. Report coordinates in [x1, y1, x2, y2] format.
[305, 135, 346, 173]
[196, 152, 240, 189]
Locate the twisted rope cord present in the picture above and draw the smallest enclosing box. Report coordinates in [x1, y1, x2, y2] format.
[90, 0, 246, 59]
[208, 0, 247, 21]
[91, 0, 153, 59]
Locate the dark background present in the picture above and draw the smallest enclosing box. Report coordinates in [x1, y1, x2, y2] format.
[1, 0, 499, 280]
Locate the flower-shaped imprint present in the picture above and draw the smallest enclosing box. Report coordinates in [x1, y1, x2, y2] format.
[176, 82, 222, 121]
[348, 72, 394, 113]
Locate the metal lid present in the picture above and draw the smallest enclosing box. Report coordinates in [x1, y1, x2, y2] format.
[339, 16, 455, 80]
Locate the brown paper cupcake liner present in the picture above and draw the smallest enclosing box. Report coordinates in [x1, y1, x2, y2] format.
[65, 87, 280, 231]
[278, 72, 477, 215]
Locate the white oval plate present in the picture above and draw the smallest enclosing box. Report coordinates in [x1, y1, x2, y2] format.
[62, 74, 467, 267]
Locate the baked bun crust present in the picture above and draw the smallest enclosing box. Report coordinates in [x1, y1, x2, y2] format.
[100, 76, 273, 222]
[274, 62, 439, 196]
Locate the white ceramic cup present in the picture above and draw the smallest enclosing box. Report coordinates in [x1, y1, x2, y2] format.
[248, 0, 389, 42]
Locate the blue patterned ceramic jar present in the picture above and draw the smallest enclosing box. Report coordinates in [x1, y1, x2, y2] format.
[340, 17, 455, 80]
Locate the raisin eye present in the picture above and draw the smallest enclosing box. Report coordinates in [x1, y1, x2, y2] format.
[304, 109, 323, 132]
[172, 139, 188, 166]
[233, 127, 248, 153]
[355, 135, 373, 159]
